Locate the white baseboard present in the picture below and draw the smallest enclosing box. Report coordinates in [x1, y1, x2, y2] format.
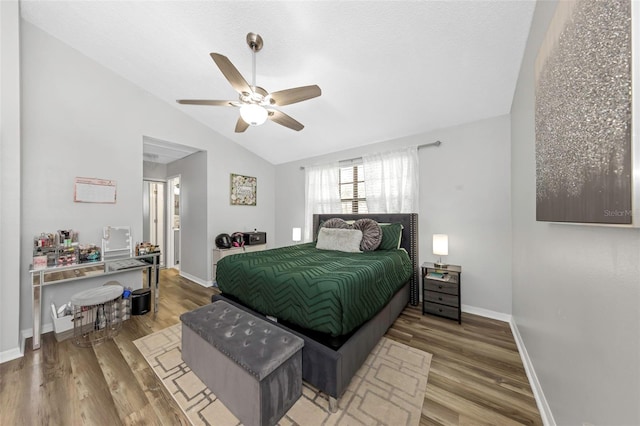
[509, 318, 556, 426]
[179, 271, 213, 288]
[461, 304, 512, 322]
[0, 346, 22, 364]
[461, 304, 554, 426]
[21, 322, 54, 340]
[18, 323, 54, 355]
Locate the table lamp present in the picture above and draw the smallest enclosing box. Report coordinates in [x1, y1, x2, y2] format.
[292, 227, 302, 244]
[433, 234, 448, 268]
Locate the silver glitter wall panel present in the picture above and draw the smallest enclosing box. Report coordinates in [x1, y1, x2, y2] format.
[535, 0, 632, 224]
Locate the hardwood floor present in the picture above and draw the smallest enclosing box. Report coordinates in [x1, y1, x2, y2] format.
[388, 310, 542, 425]
[0, 269, 541, 425]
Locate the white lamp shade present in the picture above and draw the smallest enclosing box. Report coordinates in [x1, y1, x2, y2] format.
[433, 234, 448, 256]
[239, 104, 268, 126]
[292, 227, 302, 242]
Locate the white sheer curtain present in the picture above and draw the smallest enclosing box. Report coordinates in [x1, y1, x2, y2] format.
[363, 146, 419, 213]
[304, 162, 341, 241]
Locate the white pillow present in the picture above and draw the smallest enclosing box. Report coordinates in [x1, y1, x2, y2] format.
[316, 228, 363, 253]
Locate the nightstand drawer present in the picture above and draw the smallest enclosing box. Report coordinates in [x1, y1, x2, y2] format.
[424, 280, 459, 295]
[424, 291, 459, 307]
[424, 302, 459, 320]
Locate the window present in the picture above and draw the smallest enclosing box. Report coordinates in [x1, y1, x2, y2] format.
[339, 165, 368, 213]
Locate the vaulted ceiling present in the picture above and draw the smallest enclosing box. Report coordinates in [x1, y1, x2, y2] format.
[20, 1, 536, 165]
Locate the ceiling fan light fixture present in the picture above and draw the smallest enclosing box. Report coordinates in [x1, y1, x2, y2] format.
[177, 33, 321, 132]
[240, 104, 268, 126]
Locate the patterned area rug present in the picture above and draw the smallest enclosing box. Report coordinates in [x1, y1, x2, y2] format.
[134, 324, 432, 426]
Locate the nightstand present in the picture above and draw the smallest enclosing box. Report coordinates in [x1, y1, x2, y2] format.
[422, 262, 462, 323]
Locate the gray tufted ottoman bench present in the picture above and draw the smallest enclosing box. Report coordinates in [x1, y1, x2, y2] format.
[180, 300, 304, 426]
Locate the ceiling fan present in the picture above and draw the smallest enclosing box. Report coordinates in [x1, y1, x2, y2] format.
[177, 33, 321, 133]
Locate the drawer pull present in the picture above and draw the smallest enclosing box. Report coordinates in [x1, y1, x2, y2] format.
[438, 297, 443, 301]
[438, 285, 443, 289]
[438, 308, 443, 312]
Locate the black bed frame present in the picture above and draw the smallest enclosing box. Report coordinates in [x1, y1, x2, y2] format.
[213, 213, 419, 404]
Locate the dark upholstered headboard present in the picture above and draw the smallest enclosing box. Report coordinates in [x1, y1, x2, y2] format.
[313, 213, 419, 306]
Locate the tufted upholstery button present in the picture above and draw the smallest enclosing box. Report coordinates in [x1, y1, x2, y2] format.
[244, 328, 253, 335]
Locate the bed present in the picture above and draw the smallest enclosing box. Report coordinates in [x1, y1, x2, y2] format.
[213, 213, 419, 406]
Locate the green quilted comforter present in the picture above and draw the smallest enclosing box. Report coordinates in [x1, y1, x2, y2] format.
[216, 243, 413, 336]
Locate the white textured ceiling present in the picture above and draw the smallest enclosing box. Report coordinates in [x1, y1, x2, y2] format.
[20, 0, 535, 165]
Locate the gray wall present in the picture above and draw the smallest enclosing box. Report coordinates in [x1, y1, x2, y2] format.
[167, 152, 208, 281]
[0, 0, 22, 361]
[16, 21, 275, 347]
[275, 115, 513, 315]
[511, 1, 640, 424]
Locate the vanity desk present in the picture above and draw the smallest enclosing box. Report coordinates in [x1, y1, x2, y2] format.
[29, 252, 160, 350]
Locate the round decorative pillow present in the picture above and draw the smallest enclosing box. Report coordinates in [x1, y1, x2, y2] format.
[322, 218, 352, 230]
[353, 218, 382, 251]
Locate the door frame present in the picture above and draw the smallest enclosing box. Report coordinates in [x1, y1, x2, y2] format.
[166, 175, 181, 270]
[143, 178, 167, 267]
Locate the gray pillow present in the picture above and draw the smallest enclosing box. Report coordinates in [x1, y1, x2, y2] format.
[322, 218, 351, 230]
[353, 218, 382, 251]
[316, 228, 363, 253]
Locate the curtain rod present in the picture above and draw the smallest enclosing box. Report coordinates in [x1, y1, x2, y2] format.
[299, 140, 442, 170]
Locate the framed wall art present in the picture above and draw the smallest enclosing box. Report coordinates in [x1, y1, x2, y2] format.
[230, 173, 257, 206]
[535, 0, 633, 225]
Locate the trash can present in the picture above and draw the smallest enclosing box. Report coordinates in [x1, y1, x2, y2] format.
[131, 288, 151, 315]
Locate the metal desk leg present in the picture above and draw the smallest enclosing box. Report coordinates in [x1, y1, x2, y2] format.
[146, 255, 159, 313]
[154, 255, 159, 312]
[145, 265, 154, 313]
[32, 282, 41, 350]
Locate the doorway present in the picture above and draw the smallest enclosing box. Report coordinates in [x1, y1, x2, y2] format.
[143, 136, 202, 279]
[143, 180, 165, 266]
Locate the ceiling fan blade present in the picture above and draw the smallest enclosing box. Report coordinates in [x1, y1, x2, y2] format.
[269, 85, 321, 106]
[177, 99, 235, 106]
[235, 117, 249, 133]
[267, 109, 304, 131]
[210, 53, 252, 95]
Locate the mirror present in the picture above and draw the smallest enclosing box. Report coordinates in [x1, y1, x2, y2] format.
[102, 226, 133, 259]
